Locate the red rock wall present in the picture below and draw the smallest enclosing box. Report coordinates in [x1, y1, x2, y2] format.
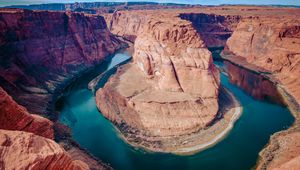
[225, 16, 300, 105]
[0, 87, 54, 139]
[0, 8, 125, 117]
[179, 13, 241, 47]
[224, 61, 285, 105]
[105, 10, 148, 42]
[0, 129, 89, 170]
[222, 14, 300, 170]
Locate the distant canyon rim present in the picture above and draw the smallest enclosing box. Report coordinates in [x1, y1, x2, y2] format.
[0, 2, 299, 170]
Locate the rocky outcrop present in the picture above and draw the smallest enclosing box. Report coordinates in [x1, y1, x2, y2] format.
[0, 129, 89, 170]
[96, 13, 220, 152]
[224, 16, 300, 105]
[0, 87, 54, 139]
[106, 10, 148, 42]
[0, 8, 125, 118]
[179, 13, 241, 47]
[257, 129, 300, 170]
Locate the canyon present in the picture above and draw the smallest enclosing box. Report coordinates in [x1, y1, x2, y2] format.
[0, 3, 299, 170]
[100, 6, 300, 168]
[0, 8, 125, 169]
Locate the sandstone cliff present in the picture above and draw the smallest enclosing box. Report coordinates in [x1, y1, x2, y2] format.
[0, 129, 89, 170]
[0, 8, 122, 169]
[225, 16, 300, 105]
[105, 10, 148, 42]
[179, 13, 241, 47]
[0, 8, 125, 118]
[0, 87, 54, 139]
[221, 14, 300, 170]
[96, 12, 220, 151]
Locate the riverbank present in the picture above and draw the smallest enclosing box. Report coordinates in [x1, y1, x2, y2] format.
[100, 79, 242, 155]
[219, 51, 300, 170]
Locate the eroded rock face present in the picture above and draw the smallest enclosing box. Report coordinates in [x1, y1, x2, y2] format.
[222, 15, 300, 170]
[179, 13, 241, 47]
[96, 14, 220, 150]
[225, 16, 300, 104]
[224, 61, 285, 105]
[105, 10, 148, 42]
[0, 8, 125, 117]
[257, 130, 300, 170]
[0, 129, 89, 170]
[0, 8, 121, 169]
[0, 87, 54, 139]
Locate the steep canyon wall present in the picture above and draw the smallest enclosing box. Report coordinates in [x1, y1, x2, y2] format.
[0, 8, 125, 118]
[0, 8, 125, 169]
[222, 14, 300, 170]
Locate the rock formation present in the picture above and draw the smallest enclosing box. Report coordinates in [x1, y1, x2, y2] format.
[0, 8, 125, 118]
[179, 13, 241, 47]
[104, 5, 300, 164]
[0, 129, 89, 170]
[0, 8, 123, 169]
[96, 12, 221, 152]
[0, 4, 299, 169]
[257, 129, 300, 170]
[221, 13, 300, 170]
[224, 16, 300, 105]
[105, 10, 149, 42]
[224, 61, 285, 105]
[0, 87, 54, 139]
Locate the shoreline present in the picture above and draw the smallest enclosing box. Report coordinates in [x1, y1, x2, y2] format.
[219, 52, 300, 169]
[111, 86, 243, 155]
[174, 88, 242, 155]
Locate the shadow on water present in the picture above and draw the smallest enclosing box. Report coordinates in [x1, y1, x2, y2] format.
[58, 48, 294, 170]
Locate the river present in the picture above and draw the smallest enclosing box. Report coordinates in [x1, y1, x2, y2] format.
[58, 49, 294, 170]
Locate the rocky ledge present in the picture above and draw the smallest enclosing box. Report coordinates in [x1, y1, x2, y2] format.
[0, 129, 89, 170]
[96, 13, 242, 153]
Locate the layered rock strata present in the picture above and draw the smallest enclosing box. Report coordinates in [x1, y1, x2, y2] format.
[0, 8, 123, 169]
[224, 16, 300, 105]
[179, 13, 241, 47]
[105, 10, 148, 42]
[257, 129, 300, 170]
[221, 15, 300, 170]
[0, 129, 89, 170]
[0, 87, 54, 139]
[0, 8, 125, 118]
[96, 14, 223, 152]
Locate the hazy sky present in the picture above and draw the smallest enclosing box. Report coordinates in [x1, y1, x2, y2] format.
[0, 0, 299, 7]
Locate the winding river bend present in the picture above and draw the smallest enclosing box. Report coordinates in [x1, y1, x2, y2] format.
[58, 49, 294, 170]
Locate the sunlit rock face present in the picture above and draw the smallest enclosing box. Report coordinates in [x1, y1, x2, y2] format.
[0, 8, 125, 117]
[225, 16, 300, 104]
[0, 129, 89, 170]
[96, 12, 220, 142]
[107, 10, 148, 42]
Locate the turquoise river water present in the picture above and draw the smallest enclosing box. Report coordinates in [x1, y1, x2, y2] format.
[58, 49, 294, 170]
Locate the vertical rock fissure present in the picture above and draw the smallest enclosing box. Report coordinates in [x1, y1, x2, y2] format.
[170, 58, 184, 92]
